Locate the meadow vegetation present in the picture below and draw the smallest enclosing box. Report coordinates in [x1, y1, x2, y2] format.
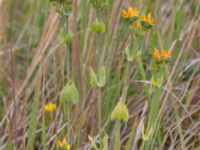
[0, 0, 200, 149]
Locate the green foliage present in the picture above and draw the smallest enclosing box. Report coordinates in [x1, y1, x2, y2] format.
[111, 101, 129, 122]
[90, 66, 106, 88]
[90, 0, 108, 11]
[2, 0, 199, 149]
[91, 19, 106, 33]
[58, 29, 73, 45]
[102, 134, 108, 150]
[60, 82, 79, 104]
[88, 134, 108, 150]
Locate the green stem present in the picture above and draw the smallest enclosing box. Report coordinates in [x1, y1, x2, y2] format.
[137, 56, 151, 105]
[7, 127, 13, 150]
[66, 45, 70, 82]
[96, 32, 103, 148]
[67, 103, 71, 140]
[97, 32, 103, 145]
[97, 33, 102, 125]
[114, 121, 121, 150]
[122, 62, 131, 96]
[97, 33, 101, 70]
[98, 90, 102, 131]
[144, 66, 164, 150]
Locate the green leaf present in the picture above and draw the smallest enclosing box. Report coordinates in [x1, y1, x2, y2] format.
[125, 46, 141, 62]
[125, 46, 134, 62]
[97, 66, 106, 87]
[65, 31, 73, 45]
[59, 82, 79, 104]
[91, 19, 106, 33]
[58, 29, 73, 45]
[151, 75, 163, 88]
[90, 67, 98, 88]
[111, 101, 129, 122]
[90, 66, 106, 88]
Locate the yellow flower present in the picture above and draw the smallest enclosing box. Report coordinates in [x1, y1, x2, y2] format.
[122, 9, 129, 19]
[57, 138, 71, 150]
[43, 102, 57, 113]
[127, 7, 138, 18]
[135, 21, 140, 31]
[154, 48, 172, 62]
[66, 144, 71, 150]
[154, 48, 161, 61]
[161, 50, 171, 59]
[146, 13, 154, 26]
[141, 13, 154, 28]
[121, 7, 138, 20]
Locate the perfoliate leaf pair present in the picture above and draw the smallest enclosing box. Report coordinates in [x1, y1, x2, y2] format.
[111, 101, 129, 122]
[125, 46, 141, 62]
[151, 75, 163, 88]
[125, 46, 134, 62]
[58, 29, 73, 45]
[59, 82, 79, 104]
[91, 19, 106, 33]
[88, 134, 108, 150]
[90, 66, 106, 88]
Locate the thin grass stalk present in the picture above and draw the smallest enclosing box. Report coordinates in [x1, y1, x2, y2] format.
[7, 127, 12, 150]
[8, 0, 17, 147]
[125, 117, 138, 150]
[42, 114, 47, 150]
[27, 81, 40, 150]
[97, 32, 102, 132]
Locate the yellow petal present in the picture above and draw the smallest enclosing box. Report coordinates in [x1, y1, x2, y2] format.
[66, 144, 71, 150]
[154, 48, 161, 61]
[128, 7, 138, 18]
[135, 21, 140, 31]
[43, 102, 57, 113]
[57, 140, 63, 147]
[122, 9, 128, 19]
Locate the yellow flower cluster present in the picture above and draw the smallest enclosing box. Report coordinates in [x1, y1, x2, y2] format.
[122, 7, 138, 20]
[154, 48, 172, 62]
[43, 102, 57, 113]
[141, 13, 154, 27]
[57, 138, 71, 150]
[121, 7, 154, 31]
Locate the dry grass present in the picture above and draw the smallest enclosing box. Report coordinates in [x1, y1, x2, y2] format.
[0, 0, 200, 149]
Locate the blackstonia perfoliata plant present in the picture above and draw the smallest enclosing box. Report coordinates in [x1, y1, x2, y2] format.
[3, 1, 198, 150]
